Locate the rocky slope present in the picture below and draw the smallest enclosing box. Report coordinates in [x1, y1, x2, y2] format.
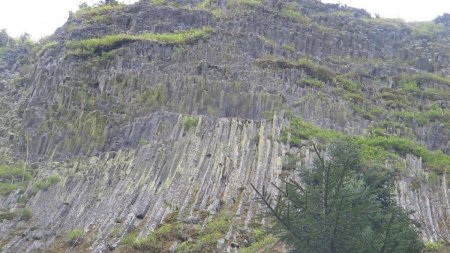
[0, 0, 449, 252]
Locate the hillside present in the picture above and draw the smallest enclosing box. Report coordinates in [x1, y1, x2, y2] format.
[0, 0, 449, 252]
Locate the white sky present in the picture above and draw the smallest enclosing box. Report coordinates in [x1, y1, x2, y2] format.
[0, 0, 139, 40]
[322, 0, 450, 22]
[0, 0, 449, 40]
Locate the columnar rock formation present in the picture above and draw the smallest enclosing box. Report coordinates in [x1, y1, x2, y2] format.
[0, 0, 449, 252]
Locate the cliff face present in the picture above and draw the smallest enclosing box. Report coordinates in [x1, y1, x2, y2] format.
[0, 0, 449, 252]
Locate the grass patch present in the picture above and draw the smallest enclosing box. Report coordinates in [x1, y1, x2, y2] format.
[131, 223, 183, 251]
[362, 17, 405, 29]
[0, 164, 31, 196]
[280, 3, 311, 25]
[412, 72, 450, 86]
[177, 210, 232, 252]
[281, 117, 450, 174]
[183, 115, 200, 133]
[297, 78, 325, 88]
[257, 35, 276, 48]
[240, 236, 278, 253]
[149, 0, 167, 5]
[0, 212, 17, 222]
[256, 56, 335, 82]
[74, 4, 125, 19]
[31, 175, 61, 194]
[67, 228, 85, 244]
[66, 27, 214, 55]
[34, 41, 59, 57]
[424, 240, 445, 252]
[282, 44, 295, 52]
[226, 0, 263, 9]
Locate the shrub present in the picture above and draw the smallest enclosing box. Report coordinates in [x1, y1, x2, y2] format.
[183, 116, 200, 133]
[20, 208, 32, 221]
[399, 78, 420, 94]
[67, 228, 85, 244]
[424, 240, 444, 252]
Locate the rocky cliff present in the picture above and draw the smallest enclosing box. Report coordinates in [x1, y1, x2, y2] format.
[0, 0, 449, 252]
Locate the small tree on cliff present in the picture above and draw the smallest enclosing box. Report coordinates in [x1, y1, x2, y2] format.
[252, 140, 423, 253]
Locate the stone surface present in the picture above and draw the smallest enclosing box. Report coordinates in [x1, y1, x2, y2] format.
[0, 0, 449, 252]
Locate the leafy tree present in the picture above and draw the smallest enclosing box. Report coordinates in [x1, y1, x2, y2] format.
[252, 140, 423, 253]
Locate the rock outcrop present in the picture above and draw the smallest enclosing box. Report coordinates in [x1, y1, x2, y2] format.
[0, 0, 449, 252]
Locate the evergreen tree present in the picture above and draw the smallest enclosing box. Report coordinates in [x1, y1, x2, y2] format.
[252, 140, 423, 253]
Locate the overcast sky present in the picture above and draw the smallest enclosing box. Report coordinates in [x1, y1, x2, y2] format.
[0, 0, 449, 40]
[322, 0, 450, 22]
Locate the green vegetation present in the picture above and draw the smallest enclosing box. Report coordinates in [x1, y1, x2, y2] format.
[183, 115, 200, 133]
[256, 56, 335, 82]
[362, 17, 405, 29]
[66, 27, 214, 55]
[34, 41, 59, 57]
[399, 76, 420, 94]
[177, 210, 232, 252]
[253, 140, 423, 253]
[257, 35, 276, 48]
[137, 85, 167, 109]
[31, 175, 61, 194]
[226, 0, 263, 9]
[281, 117, 450, 174]
[121, 232, 137, 245]
[195, 0, 224, 17]
[121, 209, 233, 253]
[240, 236, 278, 253]
[423, 240, 449, 253]
[411, 72, 450, 86]
[409, 22, 445, 38]
[20, 208, 32, 221]
[0, 212, 17, 222]
[282, 44, 295, 52]
[67, 228, 85, 244]
[149, 0, 167, 5]
[280, 3, 311, 25]
[282, 153, 300, 171]
[131, 223, 183, 251]
[74, 3, 125, 18]
[0, 164, 31, 196]
[297, 78, 325, 88]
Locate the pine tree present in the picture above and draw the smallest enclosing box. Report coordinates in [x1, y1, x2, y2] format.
[252, 140, 423, 253]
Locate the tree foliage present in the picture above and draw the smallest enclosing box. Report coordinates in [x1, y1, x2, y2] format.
[253, 140, 423, 253]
